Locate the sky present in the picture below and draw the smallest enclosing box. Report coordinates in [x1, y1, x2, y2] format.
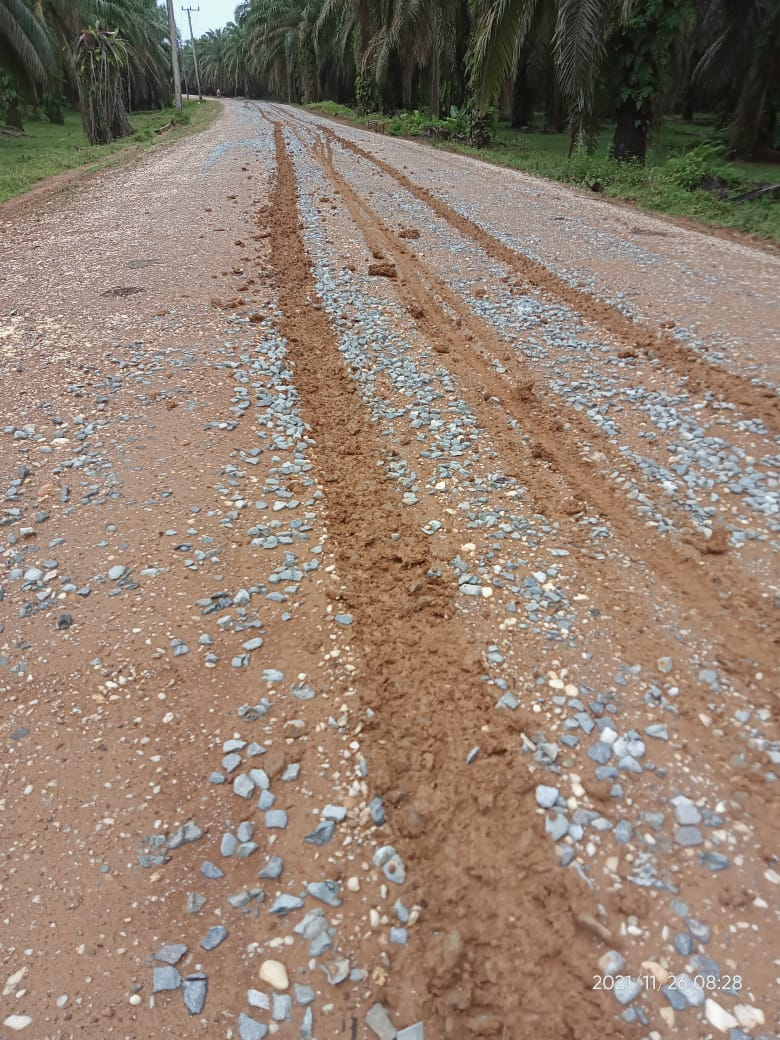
[175, 1, 239, 37]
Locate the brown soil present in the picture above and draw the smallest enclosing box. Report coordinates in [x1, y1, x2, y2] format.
[1, 101, 777, 1040]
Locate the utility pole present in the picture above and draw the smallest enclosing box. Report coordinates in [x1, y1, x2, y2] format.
[182, 5, 202, 102]
[166, 0, 183, 112]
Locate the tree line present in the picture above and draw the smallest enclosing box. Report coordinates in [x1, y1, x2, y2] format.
[0, 1, 171, 142]
[185, 0, 778, 161]
[2, 1, 778, 160]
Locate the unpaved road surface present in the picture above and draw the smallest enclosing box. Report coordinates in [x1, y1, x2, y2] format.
[1, 101, 778, 1040]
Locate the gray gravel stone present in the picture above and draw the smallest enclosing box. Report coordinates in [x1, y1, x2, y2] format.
[674, 800, 702, 826]
[257, 856, 283, 879]
[321, 957, 350, 985]
[201, 861, 224, 879]
[249, 768, 270, 789]
[220, 833, 239, 857]
[369, 797, 385, 825]
[545, 814, 568, 842]
[294, 908, 330, 941]
[233, 774, 255, 799]
[301, 1007, 314, 1038]
[614, 820, 634, 844]
[238, 1012, 268, 1040]
[535, 785, 559, 808]
[294, 983, 315, 1006]
[685, 917, 712, 943]
[200, 925, 228, 951]
[674, 932, 693, 956]
[645, 724, 669, 740]
[613, 976, 641, 1005]
[304, 820, 335, 845]
[265, 809, 288, 829]
[307, 880, 342, 906]
[675, 826, 704, 847]
[588, 741, 612, 764]
[662, 985, 688, 1011]
[599, 951, 624, 976]
[167, 821, 202, 849]
[397, 1025, 425, 1040]
[373, 845, 406, 884]
[152, 966, 182, 992]
[237, 821, 254, 842]
[271, 993, 292, 1021]
[186, 893, 206, 914]
[182, 973, 207, 1014]
[366, 1003, 397, 1040]
[700, 851, 730, 872]
[154, 943, 188, 965]
[269, 894, 304, 915]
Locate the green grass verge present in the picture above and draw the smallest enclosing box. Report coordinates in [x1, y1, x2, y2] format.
[305, 103, 780, 244]
[0, 100, 216, 204]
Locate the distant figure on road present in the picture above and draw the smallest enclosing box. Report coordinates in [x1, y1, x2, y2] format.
[216, 89, 222, 98]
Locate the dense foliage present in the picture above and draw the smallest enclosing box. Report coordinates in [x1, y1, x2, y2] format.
[1, 1, 777, 159]
[177, 0, 778, 161]
[1, 1, 172, 141]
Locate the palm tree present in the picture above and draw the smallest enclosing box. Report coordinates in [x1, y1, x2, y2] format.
[75, 22, 133, 142]
[694, 0, 780, 158]
[43, 0, 171, 110]
[0, 0, 56, 126]
[469, 0, 696, 159]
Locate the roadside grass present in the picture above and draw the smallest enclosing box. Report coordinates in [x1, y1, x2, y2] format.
[305, 102, 780, 243]
[0, 100, 216, 203]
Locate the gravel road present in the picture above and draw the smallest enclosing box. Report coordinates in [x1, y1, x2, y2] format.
[1, 100, 778, 1040]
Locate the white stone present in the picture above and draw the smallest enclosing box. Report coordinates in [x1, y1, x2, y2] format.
[259, 960, 289, 991]
[248, 988, 271, 1010]
[3, 968, 26, 997]
[3, 1016, 33, 1032]
[705, 998, 738, 1033]
[734, 1005, 764, 1029]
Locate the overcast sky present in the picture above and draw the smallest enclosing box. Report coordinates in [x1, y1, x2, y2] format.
[175, 1, 239, 37]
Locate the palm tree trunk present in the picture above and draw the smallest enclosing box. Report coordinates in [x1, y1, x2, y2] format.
[498, 76, 512, 121]
[611, 97, 651, 162]
[430, 49, 440, 118]
[5, 99, 24, 131]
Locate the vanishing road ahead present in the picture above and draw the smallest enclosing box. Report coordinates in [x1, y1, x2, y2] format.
[1, 101, 778, 1040]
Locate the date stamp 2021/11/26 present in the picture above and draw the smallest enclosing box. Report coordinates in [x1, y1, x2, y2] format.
[593, 974, 743, 994]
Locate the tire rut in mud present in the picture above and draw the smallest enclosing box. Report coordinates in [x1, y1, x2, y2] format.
[304, 131, 778, 686]
[305, 117, 780, 435]
[264, 119, 626, 1040]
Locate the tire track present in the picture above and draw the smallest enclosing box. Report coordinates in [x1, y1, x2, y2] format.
[289, 109, 780, 434]
[296, 128, 778, 684]
[263, 117, 627, 1040]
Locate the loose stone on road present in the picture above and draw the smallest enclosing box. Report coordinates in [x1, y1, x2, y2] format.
[0, 99, 778, 1040]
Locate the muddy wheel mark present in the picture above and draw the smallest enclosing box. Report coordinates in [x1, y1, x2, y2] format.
[265, 119, 624, 1040]
[305, 117, 779, 435]
[305, 131, 778, 684]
